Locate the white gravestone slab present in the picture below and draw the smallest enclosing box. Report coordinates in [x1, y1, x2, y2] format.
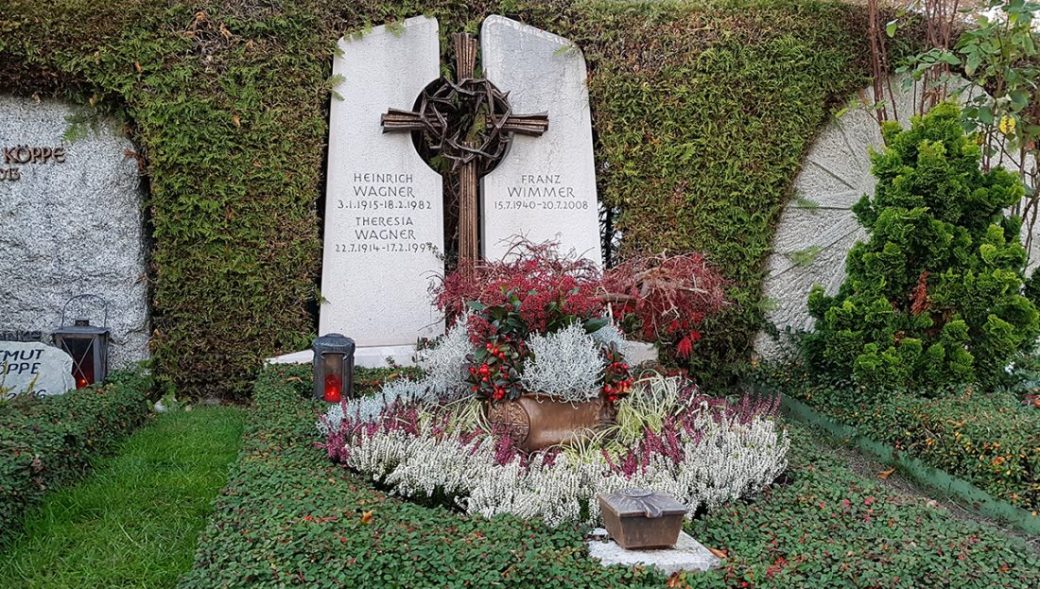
[480, 16, 602, 266]
[0, 342, 75, 399]
[320, 16, 445, 362]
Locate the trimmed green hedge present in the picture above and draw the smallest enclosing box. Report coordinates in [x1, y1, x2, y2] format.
[0, 369, 152, 547]
[0, 0, 882, 398]
[179, 365, 1040, 588]
[765, 367, 1040, 513]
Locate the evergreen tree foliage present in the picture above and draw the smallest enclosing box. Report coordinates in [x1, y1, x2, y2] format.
[805, 103, 1039, 389]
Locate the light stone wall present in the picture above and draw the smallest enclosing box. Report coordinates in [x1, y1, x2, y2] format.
[0, 95, 150, 368]
[757, 75, 1035, 357]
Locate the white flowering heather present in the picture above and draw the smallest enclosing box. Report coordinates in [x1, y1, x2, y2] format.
[353, 428, 496, 499]
[416, 315, 474, 398]
[330, 379, 789, 528]
[521, 323, 603, 402]
[318, 378, 432, 436]
[476, 407, 790, 525]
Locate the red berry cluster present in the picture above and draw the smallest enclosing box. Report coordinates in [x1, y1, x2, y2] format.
[466, 337, 526, 402]
[601, 345, 633, 404]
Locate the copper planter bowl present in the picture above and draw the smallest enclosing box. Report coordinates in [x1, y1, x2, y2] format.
[486, 394, 610, 451]
[598, 489, 688, 550]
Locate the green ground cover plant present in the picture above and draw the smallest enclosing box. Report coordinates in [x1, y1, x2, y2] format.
[685, 424, 1040, 588]
[0, 405, 246, 589]
[766, 364, 1040, 514]
[0, 369, 152, 547]
[179, 365, 1040, 588]
[0, 0, 886, 398]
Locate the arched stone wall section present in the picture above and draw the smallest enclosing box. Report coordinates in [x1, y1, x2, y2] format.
[757, 76, 1034, 357]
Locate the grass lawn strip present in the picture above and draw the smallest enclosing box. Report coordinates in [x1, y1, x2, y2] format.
[0, 405, 246, 589]
[0, 370, 153, 546]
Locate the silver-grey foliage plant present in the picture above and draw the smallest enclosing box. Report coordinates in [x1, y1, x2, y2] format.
[415, 314, 474, 397]
[521, 323, 603, 402]
[590, 323, 632, 363]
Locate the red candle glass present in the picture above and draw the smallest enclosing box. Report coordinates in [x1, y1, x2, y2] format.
[312, 334, 354, 402]
[324, 373, 343, 403]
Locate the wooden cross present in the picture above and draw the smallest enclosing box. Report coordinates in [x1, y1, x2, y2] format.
[380, 33, 548, 264]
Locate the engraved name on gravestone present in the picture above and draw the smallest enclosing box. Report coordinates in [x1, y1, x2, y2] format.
[0, 342, 75, 399]
[481, 16, 602, 265]
[1, 144, 67, 182]
[320, 16, 444, 354]
[0, 331, 44, 342]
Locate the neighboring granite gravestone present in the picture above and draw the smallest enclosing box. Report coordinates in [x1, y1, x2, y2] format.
[0, 341, 75, 399]
[0, 331, 43, 342]
[480, 15, 602, 266]
[0, 95, 149, 369]
[320, 16, 445, 366]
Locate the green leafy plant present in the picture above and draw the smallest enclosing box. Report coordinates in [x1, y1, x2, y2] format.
[888, 1, 1040, 269]
[767, 360, 1040, 512]
[805, 103, 1039, 389]
[789, 245, 822, 267]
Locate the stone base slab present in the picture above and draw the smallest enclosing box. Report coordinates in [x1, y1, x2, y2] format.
[586, 528, 721, 575]
[621, 341, 658, 366]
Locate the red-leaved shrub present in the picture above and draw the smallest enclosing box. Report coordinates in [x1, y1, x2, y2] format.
[433, 241, 604, 334]
[601, 253, 728, 358]
[432, 242, 728, 362]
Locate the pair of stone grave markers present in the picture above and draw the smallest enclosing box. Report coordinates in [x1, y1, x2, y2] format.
[315, 15, 600, 366]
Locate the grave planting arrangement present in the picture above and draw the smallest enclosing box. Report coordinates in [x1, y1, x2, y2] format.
[181, 364, 1040, 588]
[318, 245, 788, 526]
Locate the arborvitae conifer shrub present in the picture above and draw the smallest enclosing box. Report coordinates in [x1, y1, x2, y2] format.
[805, 103, 1039, 390]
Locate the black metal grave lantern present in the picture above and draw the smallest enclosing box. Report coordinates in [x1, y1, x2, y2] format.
[312, 333, 355, 403]
[52, 295, 111, 389]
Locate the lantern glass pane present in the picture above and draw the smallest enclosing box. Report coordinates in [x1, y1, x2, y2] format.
[61, 337, 96, 388]
[322, 353, 344, 402]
